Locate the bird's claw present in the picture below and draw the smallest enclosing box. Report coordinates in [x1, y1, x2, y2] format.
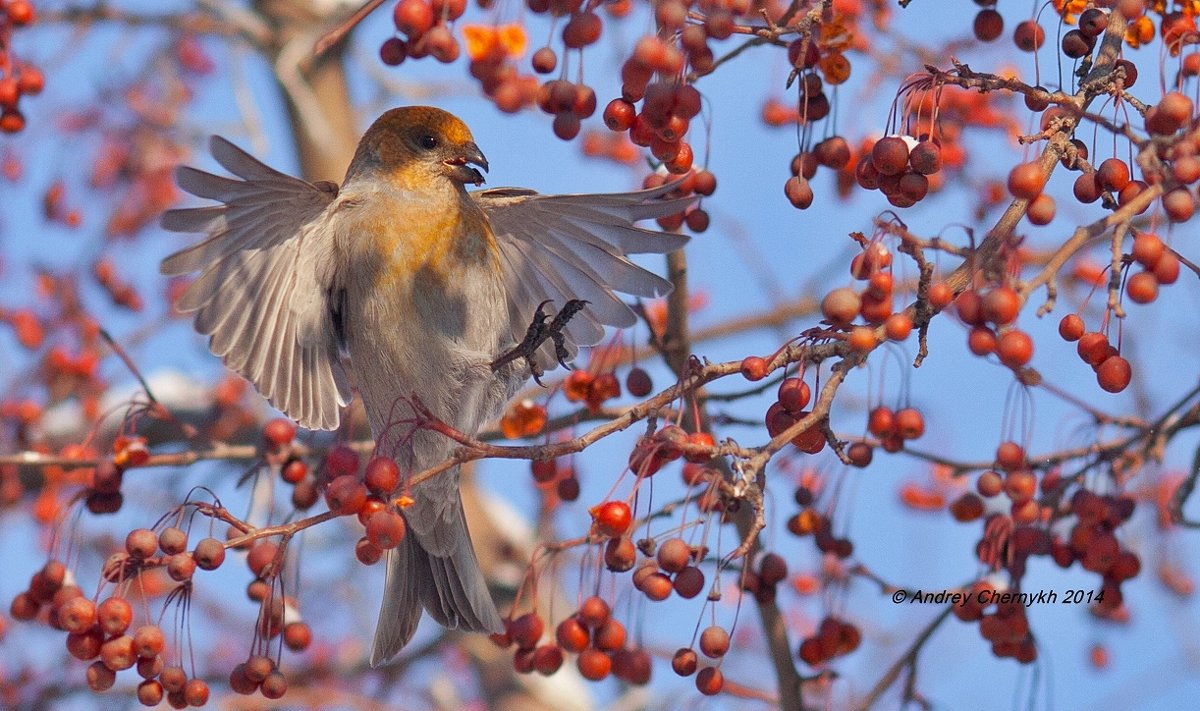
[491, 299, 589, 384]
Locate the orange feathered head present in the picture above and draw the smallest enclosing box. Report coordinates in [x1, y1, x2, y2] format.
[347, 106, 488, 187]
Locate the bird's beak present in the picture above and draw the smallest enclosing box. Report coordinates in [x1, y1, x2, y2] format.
[445, 142, 488, 186]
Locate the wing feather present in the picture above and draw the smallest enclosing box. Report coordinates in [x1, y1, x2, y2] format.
[161, 136, 351, 430]
[477, 183, 692, 372]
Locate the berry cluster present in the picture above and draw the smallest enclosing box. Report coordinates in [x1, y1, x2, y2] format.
[763, 374, 825, 454]
[797, 615, 861, 666]
[953, 286, 1034, 370]
[787, 483, 854, 560]
[266, 421, 410, 563]
[492, 600, 653, 684]
[263, 419, 320, 511]
[563, 368, 622, 412]
[740, 551, 788, 604]
[644, 169, 716, 231]
[0, 0, 41, 134]
[854, 133, 943, 208]
[943, 439, 1142, 665]
[9, 509, 314, 708]
[93, 257, 144, 312]
[865, 404, 925, 453]
[530, 457, 582, 501]
[630, 536, 708, 600]
[953, 580, 1038, 664]
[380, 0, 467, 66]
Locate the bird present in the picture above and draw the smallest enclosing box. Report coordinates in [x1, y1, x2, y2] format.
[160, 106, 690, 666]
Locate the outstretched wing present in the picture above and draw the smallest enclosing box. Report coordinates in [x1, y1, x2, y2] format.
[160, 136, 352, 430]
[474, 183, 692, 370]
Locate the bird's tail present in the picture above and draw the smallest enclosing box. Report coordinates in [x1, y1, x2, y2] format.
[369, 497, 504, 666]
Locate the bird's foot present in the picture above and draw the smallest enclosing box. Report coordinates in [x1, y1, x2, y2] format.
[490, 299, 589, 385]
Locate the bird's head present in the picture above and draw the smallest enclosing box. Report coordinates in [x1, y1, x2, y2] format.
[348, 106, 488, 188]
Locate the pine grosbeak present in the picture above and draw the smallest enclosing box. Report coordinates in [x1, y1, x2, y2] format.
[161, 106, 689, 665]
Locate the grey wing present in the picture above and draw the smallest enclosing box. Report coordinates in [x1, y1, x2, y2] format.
[475, 183, 693, 371]
[160, 136, 352, 430]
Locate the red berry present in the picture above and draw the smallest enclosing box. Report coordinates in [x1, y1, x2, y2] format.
[393, 0, 434, 36]
[967, 327, 997, 356]
[1125, 271, 1158, 304]
[996, 329, 1034, 368]
[160, 667, 187, 693]
[928, 282, 953, 310]
[578, 595, 611, 629]
[594, 618, 627, 651]
[261, 671, 288, 699]
[532, 47, 557, 74]
[1077, 332, 1111, 366]
[533, 644, 564, 675]
[784, 176, 814, 209]
[672, 647, 698, 676]
[894, 408, 924, 440]
[1058, 314, 1084, 341]
[246, 541, 279, 577]
[1013, 20, 1045, 52]
[167, 553, 196, 582]
[281, 458, 308, 484]
[194, 537, 226, 570]
[556, 476, 580, 501]
[364, 456, 401, 495]
[1007, 162, 1045, 199]
[699, 625, 730, 657]
[325, 475, 367, 516]
[379, 37, 408, 65]
[695, 666, 724, 695]
[656, 537, 691, 573]
[184, 679, 210, 706]
[325, 445, 359, 477]
[777, 377, 811, 413]
[740, 356, 769, 381]
[872, 136, 910, 176]
[604, 536, 635, 571]
[510, 612, 545, 650]
[1096, 356, 1132, 393]
[673, 566, 705, 598]
[284, 621, 313, 652]
[974, 9, 1003, 42]
[6, 0, 35, 26]
[847, 442, 873, 467]
[100, 634, 137, 671]
[1131, 233, 1164, 268]
[577, 648, 612, 680]
[125, 528, 157, 559]
[556, 617, 589, 652]
[87, 661, 116, 691]
[626, 367, 652, 396]
[821, 287, 861, 325]
[263, 418, 296, 449]
[1096, 158, 1131, 192]
[97, 597, 132, 636]
[1154, 251, 1181, 284]
[58, 597, 96, 634]
[981, 286, 1020, 325]
[995, 441, 1025, 471]
[366, 509, 407, 549]
[133, 625, 165, 658]
[355, 537, 383, 565]
[640, 571, 673, 600]
[592, 501, 632, 537]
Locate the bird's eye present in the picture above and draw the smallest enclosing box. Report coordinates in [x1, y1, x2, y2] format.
[419, 134, 438, 150]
